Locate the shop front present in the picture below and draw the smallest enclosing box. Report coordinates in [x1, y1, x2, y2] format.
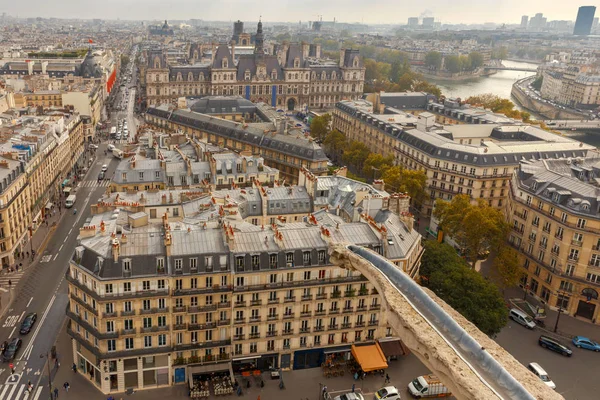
[293, 345, 351, 370]
[350, 343, 388, 373]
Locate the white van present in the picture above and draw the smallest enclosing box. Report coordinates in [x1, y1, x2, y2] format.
[65, 194, 76, 208]
[509, 308, 536, 329]
[107, 144, 115, 151]
[528, 362, 556, 390]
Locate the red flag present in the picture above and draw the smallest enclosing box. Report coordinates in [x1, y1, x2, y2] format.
[88, 39, 93, 44]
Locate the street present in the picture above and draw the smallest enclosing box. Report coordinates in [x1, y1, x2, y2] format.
[0, 60, 135, 399]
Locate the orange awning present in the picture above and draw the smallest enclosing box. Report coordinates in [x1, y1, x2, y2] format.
[351, 343, 389, 372]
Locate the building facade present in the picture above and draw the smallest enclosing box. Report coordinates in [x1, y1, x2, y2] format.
[332, 99, 594, 216]
[507, 156, 600, 324]
[66, 174, 422, 395]
[144, 22, 365, 110]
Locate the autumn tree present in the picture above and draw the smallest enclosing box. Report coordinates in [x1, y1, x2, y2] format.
[420, 241, 508, 336]
[322, 129, 347, 164]
[434, 195, 509, 268]
[465, 93, 526, 120]
[361, 154, 394, 179]
[491, 246, 522, 292]
[310, 114, 331, 141]
[342, 141, 371, 174]
[424, 51, 443, 70]
[381, 166, 427, 206]
[444, 55, 462, 73]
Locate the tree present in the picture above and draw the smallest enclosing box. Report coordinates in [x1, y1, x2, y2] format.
[531, 75, 543, 91]
[465, 93, 526, 120]
[380, 166, 427, 206]
[434, 195, 509, 268]
[468, 52, 484, 70]
[120, 55, 130, 67]
[362, 154, 394, 179]
[323, 129, 347, 164]
[420, 241, 508, 336]
[310, 114, 331, 141]
[491, 246, 522, 292]
[342, 141, 371, 173]
[444, 55, 462, 73]
[491, 46, 508, 60]
[412, 80, 442, 98]
[390, 60, 410, 83]
[424, 51, 442, 70]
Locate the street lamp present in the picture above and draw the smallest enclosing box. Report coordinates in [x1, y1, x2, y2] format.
[40, 352, 53, 400]
[553, 289, 569, 333]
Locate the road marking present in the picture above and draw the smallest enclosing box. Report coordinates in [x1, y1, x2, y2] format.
[5, 382, 18, 399]
[18, 311, 24, 322]
[40, 255, 52, 263]
[26, 298, 33, 308]
[63, 237, 67, 244]
[34, 370, 40, 376]
[58, 245, 63, 252]
[14, 384, 25, 399]
[0, 384, 10, 398]
[20, 294, 56, 361]
[53, 254, 58, 261]
[32, 386, 42, 400]
[9, 327, 15, 338]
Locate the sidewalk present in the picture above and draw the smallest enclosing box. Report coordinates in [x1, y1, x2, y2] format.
[0, 201, 67, 319]
[505, 286, 600, 342]
[48, 322, 430, 400]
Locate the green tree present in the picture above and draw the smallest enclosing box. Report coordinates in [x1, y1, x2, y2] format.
[342, 141, 371, 173]
[434, 195, 509, 268]
[310, 114, 331, 141]
[468, 51, 484, 69]
[389, 60, 410, 83]
[424, 51, 443, 70]
[420, 241, 508, 336]
[491, 246, 522, 292]
[531, 75, 543, 91]
[444, 55, 462, 73]
[322, 130, 347, 164]
[362, 154, 394, 179]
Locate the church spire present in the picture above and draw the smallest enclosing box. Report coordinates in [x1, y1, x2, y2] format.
[254, 17, 264, 55]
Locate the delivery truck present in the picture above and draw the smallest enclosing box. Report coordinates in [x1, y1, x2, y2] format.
[408, 375, 451, 398]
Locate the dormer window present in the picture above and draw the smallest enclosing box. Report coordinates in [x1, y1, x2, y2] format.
[552, 193, 559, 202]
[532, 181, 538, 190]
[222, 59, 228, 68]
[177, 72, 182, 81]
[543, 189, 550, 197]
[294, 57, 300, 68]
[123, 259, 131, 272]
[245, 70, 251, 81]
[353, 56, 359, 67]
[582, 204, 590, 211]
[271, 70, 277, 80]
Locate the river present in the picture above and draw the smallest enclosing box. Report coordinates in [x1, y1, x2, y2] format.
[427, 60, 539, 102]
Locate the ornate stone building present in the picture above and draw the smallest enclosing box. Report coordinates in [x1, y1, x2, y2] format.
[145, 21, 365, 111]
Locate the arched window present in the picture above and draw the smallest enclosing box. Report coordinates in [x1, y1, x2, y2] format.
[353, 56, 359, 67]
[188, 72, 194, 81]
[222, 59, 228, 68]
[294, 58, 300, 68]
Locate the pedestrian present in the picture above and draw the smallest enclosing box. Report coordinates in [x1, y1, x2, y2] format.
[14, 264, 18, 272]
[26, 251, 29, 259]
[54, 387, 59, 398]
[63, 382, 69, 392]
[362, 372, 366, 380]
[72, 363, 77, 373]
[385, 373, 390, 383]
[351, 383, 355, 393]
[353, 372, 358, 380]
[8, 280, 11, 288]
[322, 385, 327, 398]
[55, 358, 60, 368]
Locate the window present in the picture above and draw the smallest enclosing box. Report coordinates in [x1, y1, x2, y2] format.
[157, 279, 165, 289]
[123, 260, 131, 271]
[125, 338, 134, 349]
[123, 282, 131, 292]
[157, 258, 165, 269]
[286, 253, 294, 266]
[107, 340, 116, 352]
[175, 259, 182, 271]
[577, 218, 587, 229]
[142, 281, 150, 291]
[144, 336, 152, 348]
[106, 321, 114, 333]
[105, 284, 113, 294]
[303, 252, 311, 265]
[269, 254, 277, 269]
[143, 317, 152, 328]
[105, 303, 114, 314]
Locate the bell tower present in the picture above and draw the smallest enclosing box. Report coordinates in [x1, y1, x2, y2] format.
[254, 18, 264, 55]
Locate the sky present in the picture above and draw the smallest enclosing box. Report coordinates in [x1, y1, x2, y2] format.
[0, 1, 592, 25]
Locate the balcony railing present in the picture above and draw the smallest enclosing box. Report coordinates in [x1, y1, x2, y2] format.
[328, 308, 340, 315]
[283, 313, 295, 320]
[233, 334, 245, 341]
[173, 323, 187, 330]
[120, 310, 136, 317]
[218, 301, 231, 309]
[234, 318, 245, 324]
[355, 321, 365, 327]
[267, 314, 278, 321]
[266, 331, 278, 337]
[316, 293, 328, 300]
[284, 297, 295, 303]
[233, 276, 368, 293]
[173, 306, 186, 313]
[370, 304, 381, 310]
[249, 333, 260, 339]
[343, 307, 354, 313]
[313, 326, 324, 332]
[121, 328, 137, 335]
[341, 323, 351, 329]
[218, 319, 230, 326]
[282, 330, 294, 336]
[300, 311, 312, 317]
[299, 327, 310, 333]
[234, 301, 246, 307]
[315, 310, 326, 316]
[140, 308, 158, 315]
[301, 295, 313, 301]
[250, 299, 262, 306]
[368, 320, 379, 326]
[328, 324, 338, 330]
[356, 306, 367, 312]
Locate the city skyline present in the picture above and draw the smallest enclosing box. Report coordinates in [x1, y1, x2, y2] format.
[0, 1, 594, 25]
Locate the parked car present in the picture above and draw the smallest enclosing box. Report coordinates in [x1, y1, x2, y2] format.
[333, 393, 364, 400]
[509, 308, 536, 329]
[101, 164, 108, 172]
[538, 335, 572, 357]
[374, 386, 402, 400]
[98, 172, 105, 181]
[3, 338, 22, 361]
[19, 312, 37, 334]
[572, 336, 600, 351]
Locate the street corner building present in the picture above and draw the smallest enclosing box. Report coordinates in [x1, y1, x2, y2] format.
[507, 155, 600, 325]
[65, 171, 423, 395]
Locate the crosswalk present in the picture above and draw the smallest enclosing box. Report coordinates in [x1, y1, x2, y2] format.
[79, 180, 111, 188]
[0, 384, 43, 400]
[0, 271, 24, 293]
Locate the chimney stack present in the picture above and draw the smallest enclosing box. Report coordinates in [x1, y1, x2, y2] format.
[112, 238, 120, 262]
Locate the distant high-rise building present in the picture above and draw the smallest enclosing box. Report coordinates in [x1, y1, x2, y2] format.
[521, 15, 529, 29]
[407, 17, 419, 27]
[422, 17, 434, 29]
[574, 6, 596, 35]
[529, 13, 547, 30]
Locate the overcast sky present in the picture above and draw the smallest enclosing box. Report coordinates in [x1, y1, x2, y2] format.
[1, 1, 591, 25]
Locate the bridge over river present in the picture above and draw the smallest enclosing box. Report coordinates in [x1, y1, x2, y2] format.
[484, 65, 537, 73]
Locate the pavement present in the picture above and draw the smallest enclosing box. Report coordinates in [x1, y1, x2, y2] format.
[46, 319, 433, 400]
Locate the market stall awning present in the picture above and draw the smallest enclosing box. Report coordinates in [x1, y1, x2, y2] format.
[63, 187, 72, 193]
[45, 202, 53, 210]
[377, 339, 409, 357]
[351, 343, 388, 372]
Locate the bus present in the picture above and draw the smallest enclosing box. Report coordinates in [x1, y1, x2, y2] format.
[110, 127, 117, 136]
